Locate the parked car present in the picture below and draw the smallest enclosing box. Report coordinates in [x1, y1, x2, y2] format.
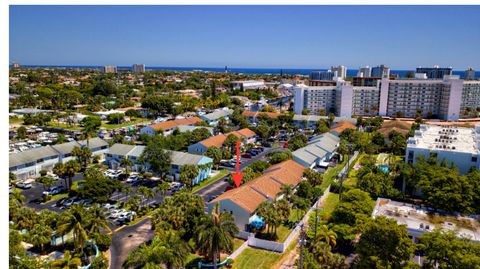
[29, 198, 43, 204]
[171, 183, 185, 192]
[247, 150, 258, 156]
[127, 174, 141, 183]
[47, 173, 60, 181]
[63, 197, 80, 208]
[208, 195, 219, 202]
[241, 153, 252, 158]
[56, 197, 68, 207]
[16, 181, 32, 189]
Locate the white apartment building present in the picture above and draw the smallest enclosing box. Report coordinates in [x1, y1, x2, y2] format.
[230, 80, 266, 90]
[103, 66, 117, 73]
[294, 84, 337, 115]
[331, 65, 347, 79]
[460, 81, 480, 118]
[406, 124, 480, 174]
[294, 75, 470, 121]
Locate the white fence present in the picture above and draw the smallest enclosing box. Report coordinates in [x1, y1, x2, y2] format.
[239, 185, 332, 253]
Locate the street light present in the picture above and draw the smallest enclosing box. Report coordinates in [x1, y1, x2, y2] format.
[298, 223, 309, 269]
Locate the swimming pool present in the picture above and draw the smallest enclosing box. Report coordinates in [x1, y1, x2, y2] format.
[378, 165, 390, 173]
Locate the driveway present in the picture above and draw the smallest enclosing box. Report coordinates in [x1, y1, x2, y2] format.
[109, 217, 154, 269]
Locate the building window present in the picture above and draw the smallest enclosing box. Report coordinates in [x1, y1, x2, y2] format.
[472, 156, 478, 162]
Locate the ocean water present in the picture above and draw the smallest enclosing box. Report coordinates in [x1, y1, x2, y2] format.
[16, 65, 480, 79]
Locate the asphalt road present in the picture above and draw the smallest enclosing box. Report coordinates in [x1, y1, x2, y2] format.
[21, 173, 84, 213]
[109, 217, 154, 269]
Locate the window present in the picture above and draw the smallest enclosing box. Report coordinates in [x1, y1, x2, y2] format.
[472, 156, 478, 162]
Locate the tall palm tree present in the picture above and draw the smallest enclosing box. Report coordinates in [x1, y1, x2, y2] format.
[50, 250, 82, 269]
[86, 204, 111, 234]
[120, 157, 133, 174]
[137, 186, 149, 208]
[280, 184, 295, 204]
[195, 203, 239, 269]
[180, 164, 199, 190]
[28, 223, 53, 253]
[123, 230, 190, 269]
[62, 160, 81, 189]
[57, 205, 89, 254]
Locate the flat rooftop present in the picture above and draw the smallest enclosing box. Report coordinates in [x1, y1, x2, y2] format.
[407, 124, 480, 154]
[373, 198, 480, 242]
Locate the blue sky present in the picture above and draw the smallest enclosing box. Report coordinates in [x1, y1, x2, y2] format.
[9, 5, 480, 69]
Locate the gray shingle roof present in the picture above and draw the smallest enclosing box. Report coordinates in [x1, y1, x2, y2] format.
[201, 109, 233, 121]
[51, 141, 82, 155]
[79, 137, 108, 149]
[292, 132, 340, 167]
[107, 144, 136, 156]
[9, 146, 59, 168]
[176, 125, 214, 135]
[168, 150, 204, 166]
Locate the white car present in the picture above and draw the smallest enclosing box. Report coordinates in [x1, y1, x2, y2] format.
[47, 173, 60, 180]
[126, 174, 140, 183]
[16, 181, 32, 189]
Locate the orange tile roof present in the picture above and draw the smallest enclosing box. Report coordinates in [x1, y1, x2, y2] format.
[200, 134, 228, 148]
[331, 121, 357, 133]
[199, 128, 256, 148]
[209, 160, 304, 213]
[242, 111, 282, 119]
[149, 117, 202, 131]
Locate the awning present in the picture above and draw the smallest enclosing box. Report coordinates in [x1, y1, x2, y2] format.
[249, 215, 264, 229]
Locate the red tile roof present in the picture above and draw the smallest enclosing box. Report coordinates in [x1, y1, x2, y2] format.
[199, 128, 256, 148]
[242, 111, 282, 119]
[209, 160, 304, 213]
[149, 117, 202, 131]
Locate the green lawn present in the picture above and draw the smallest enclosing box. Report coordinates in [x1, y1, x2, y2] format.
[192, 170, 230, 193]
[233, 238, 245, 251]
[319, 193, 340, 222]
[233, 247, 282, 269]
[9, 117, 23, 124]
[320, 158, 348, 191]
[42, 193, 69, 204]
[102, 118, 150, 130]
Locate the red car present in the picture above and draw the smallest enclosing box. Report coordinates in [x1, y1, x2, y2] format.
[225, 185, 235, 192]
[283, 142, 289, 148]
[242, 153, 252, 158]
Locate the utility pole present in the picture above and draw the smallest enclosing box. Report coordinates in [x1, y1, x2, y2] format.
[313, 202, 319, 242]
[298, 224, 307, 269]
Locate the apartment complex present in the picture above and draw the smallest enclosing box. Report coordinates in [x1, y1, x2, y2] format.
[102, 65, 118, 73]
[357, 66, 371, 78]
[294, 75, 475, 121]
[465, 67, 476, 80]
[371, 64, 390, 78]
[405, 124, 480, 174]
[132, 64, 145, 73]
[331, 65, 347, 79]
[416, 66, 452, 79]
[309, 70, 335, 81]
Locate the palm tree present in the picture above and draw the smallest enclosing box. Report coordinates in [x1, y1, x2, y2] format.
[53, 162, 68, 188]
[86, 204, 111, 234]
[137, 186, 149, 208]
[50, 250, 82, 269]
[71, 146, 92, 169]
[28, 223, 53, 253]
[315, 224, 337, 248]
[280, 184, 295, 204]
[195, 203, 239, 269]
[37, 176, 55, 191]
[62, 160, 81, 189]
[120, 157, 133, 174]
[57, 204, 89, 254]
[123, 230, 190, 269]
[180, 164, 199, 190]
